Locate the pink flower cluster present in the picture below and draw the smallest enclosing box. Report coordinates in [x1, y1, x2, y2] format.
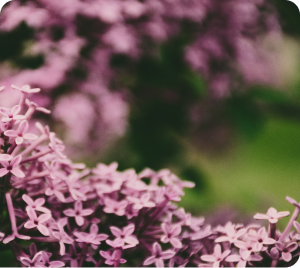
[0, 85, 299, 267]
[0, 0, 280, 155]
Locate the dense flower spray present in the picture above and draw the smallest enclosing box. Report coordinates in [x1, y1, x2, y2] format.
[0, 0, 280, 155]
[0, 85, 299, 267]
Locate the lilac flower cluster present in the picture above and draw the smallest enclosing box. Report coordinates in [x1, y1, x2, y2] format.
[0, 0, 280, 154]
[0, 85, 299, 267]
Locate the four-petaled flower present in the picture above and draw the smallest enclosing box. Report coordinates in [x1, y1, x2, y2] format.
[215, 223, 247, 244]
[160, 223, 182, 248]
[22, 194, 51, 214]
[63, 200, 93, 226]
[103, 197, 128, 216]
[107, 223, 138, 249]
[246, 227, 276, 251]
[0, 105, 25, 122]
[275, 241, 298, 262]
[4, 120, 38, 145]
[127, 193, 155, 210]
[0, 155, 25, 178]
[200, 244, 231, 267]
[24, 208, 52, 236]
[100, 250, 127, 266]
[225, 249, 263, 267]
[143, 242, 175, 268]
[74, 224, 108, 248]
[254, 207, 290, 223]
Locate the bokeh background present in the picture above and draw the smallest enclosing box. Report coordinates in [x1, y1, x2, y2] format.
[0, 0, 300, 229]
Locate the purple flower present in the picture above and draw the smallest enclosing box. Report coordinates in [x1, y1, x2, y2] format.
[19, 251, 44, 267]
[74, 224, 108, 247]
[0, 154, 12, 161]
[24, 208, 52, 236]
[200, 244, 231, 267]
[4, 120, 38, 145]
[215, 223, 247, 244]
[103, 197, 128, 216]
[51, 219, 74, 256]
[107, 223, 138, 249]
[0, 155, 25, 178]
[275, 242, 298, 262]
[22, 194, 51, 214]
[36, 251, 65, 267]
[0, 105, 25, 122]
[63, 200, 93, 226]
[127, 193, 155, 210]
[226, 249, 263, 267]
[160, 223, 182, 248]
[246, 227, 276, 251]
[100, 250, 127, 266]
[254, 207, 290, 223]
[143, 242, 175, 268]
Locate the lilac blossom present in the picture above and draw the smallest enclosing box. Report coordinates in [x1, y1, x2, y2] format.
[0, 155, 25, 178]
[0, 86, 299, 267]
[63, 200, 93, 226]
[24, 208, 52, 236]
[107, 223, 138, 249]
[4, 120, 38, 145]
[200, 244, 231, 267]
[143, 242, 175, 268]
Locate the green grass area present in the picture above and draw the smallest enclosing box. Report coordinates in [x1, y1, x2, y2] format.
[180, 116, 300, 226]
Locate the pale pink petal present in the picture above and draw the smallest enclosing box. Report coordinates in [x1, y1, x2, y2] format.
[22, 194, 34, 206]
[160, 250, 175, 259]
[35, 198, 45, 207]
[221, 250, 231, 259]
[27, 208, 37, 220]
[81, 208, 93, 216]
[100, 250, 111, 259]
[11, 168, 25, 178]
[0, 168, 9, 177]
[49, 261, 65, 267]
[294, 221, 300, 233]
[90, 224, 98, 234]
[269, 218, 278, 224]
[171, 225, 181, 236]
[264, 238, 276, 245]
[237, 260, 247, 267]
[123, 223, 135, 236]
[276, 211, 290, 218]
[19, 120, 28, 134]
[63, 209, 76, 217]
[213, 261, 220, 267]
[11, 155, 22, 167]
[124, 235, 138, 245]
[75, 216, 84, 226]
[286, 242, 298, 252]
[282, 252, 292, 262]
[160, 235, 169, 243]
[143, 256, 156, 266]
[155, 258, 164, 268]
[4, 130, 17, 137]
[11, 105, 21, 115]
[75, 200, 82, 212]
[38, 213, 51, 223]
[153, 242, 162, 256]
[253, 213, 269, 220]
[170, 237, 182, 248]
[37, 224, 50, 236]
[0, 154, 12, 161]
[226, 255, 241, 262]
[110, 226, 122, 237]
[214, 244, 222, 258]
[24, 221, 36, 229]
